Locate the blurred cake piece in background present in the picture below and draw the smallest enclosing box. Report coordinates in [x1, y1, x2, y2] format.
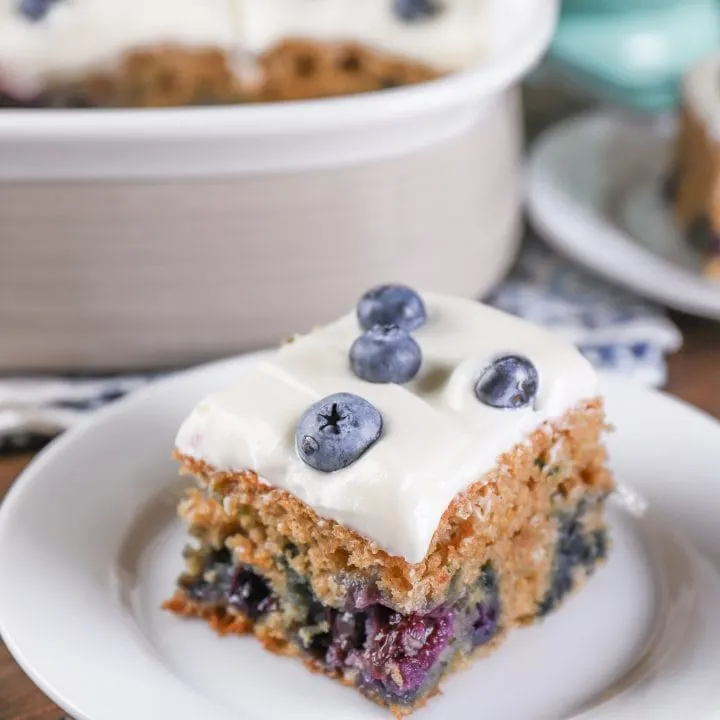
[0, 0, 243, 106]
[671, 53, 720, 280]
[0, 0, 486, 107]
[251, 39, 438, 102]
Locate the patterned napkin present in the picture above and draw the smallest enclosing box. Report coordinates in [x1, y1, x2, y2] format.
[487, 237, 682, 387]
[0, 236, 681, 455]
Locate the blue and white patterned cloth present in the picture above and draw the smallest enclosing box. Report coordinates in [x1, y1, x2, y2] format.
[0, 237, 682, 454]
[487, 238, 682, 387]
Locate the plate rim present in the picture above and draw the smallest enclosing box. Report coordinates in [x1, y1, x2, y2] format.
[2, 353, 720, 720]
[0, 354, 274, 720]
[526, 111, 720, 320]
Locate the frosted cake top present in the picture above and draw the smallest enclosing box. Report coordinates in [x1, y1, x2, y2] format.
[0, 0, 487, 97]
[176, 289, 598, 564]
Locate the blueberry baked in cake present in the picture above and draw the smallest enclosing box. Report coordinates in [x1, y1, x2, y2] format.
[0, 0, 485, 107]
[670, 53, 720, 280]
[164, 285, 613, 717]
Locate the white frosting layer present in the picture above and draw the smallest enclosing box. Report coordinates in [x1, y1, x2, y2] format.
[176, 295, 598, 564]
[0, 0, 486, 97]
[0, 0, 238, 96]
[239, 0, 486, 70]
[684, 53, 720, 139]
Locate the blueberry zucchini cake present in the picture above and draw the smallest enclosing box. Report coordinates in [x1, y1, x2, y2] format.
[670, 53, 720, 280]
[0, 0, 485, 107]
[164, 286, 613, 717]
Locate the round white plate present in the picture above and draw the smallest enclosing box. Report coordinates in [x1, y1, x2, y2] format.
[526, 112, 720, 320]
[2, 354, 720, 720]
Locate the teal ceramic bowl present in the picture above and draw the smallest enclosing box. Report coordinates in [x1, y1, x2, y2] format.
[562, 0, 684, 13]
[550, 0, 720, 110]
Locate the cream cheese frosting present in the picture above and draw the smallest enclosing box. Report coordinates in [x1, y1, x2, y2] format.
[176, 294, 598, 564]
[239, 0, 487, 71]
[0, 0, 487, 98]
[0, 0, 239, 97]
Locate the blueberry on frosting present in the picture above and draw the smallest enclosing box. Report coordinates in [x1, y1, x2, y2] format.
[350, 324, 422, 384]
[393, 0, 442, 22]
[17, 0, 61, 21]
[357, 284, 427, 332]
[475, 355, 539, 410]
[296, 393, 383, 472]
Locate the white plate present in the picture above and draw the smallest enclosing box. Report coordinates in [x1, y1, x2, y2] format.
[526, 112, 720, 320]
[2, 354, 720, 720]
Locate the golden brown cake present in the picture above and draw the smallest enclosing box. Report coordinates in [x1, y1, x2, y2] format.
[0, 42, 439, 109]
[671, 53, 720, 280]
[164, 286, 613, 717]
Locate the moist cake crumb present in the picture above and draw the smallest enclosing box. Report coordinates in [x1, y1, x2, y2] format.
[164, 287, 614, 717]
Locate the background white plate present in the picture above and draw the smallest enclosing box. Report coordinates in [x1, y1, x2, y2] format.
[526, 112, 720, 319]
[2, 354, 720, 719]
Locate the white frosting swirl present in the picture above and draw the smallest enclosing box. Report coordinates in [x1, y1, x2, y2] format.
[176, 295, 598, 564]
[0, 0, 487, 97]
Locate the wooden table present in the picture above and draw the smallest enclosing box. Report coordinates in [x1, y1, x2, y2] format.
[0, 312, 719, 719]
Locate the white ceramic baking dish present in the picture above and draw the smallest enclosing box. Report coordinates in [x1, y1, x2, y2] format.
[0, 0, 557, 371]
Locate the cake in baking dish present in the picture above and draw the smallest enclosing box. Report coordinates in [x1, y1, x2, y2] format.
[164, 285, 613, 717]
[0, 0, 487, 107]
[671, 53, 720, 280]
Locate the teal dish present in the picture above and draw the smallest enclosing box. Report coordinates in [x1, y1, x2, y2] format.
[549, 0, 720, 110]
[562, 0, 684, 14]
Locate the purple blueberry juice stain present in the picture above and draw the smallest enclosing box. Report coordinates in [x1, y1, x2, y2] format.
[465, 563, 500, 648]
[182, 547, 275, 619]
[323, 611, 367, 668]
[308, 564, 499, 702]
[359, 606, 455, 695]
[183, 548, 236, 605]
[179, 502, 608, 706]
[470, 564, 500, 648]
[228, 568, 276, 620]
[539, 511, 607, 616]
[182, 550, 503, 705]
[471, 601, 499, 646]
[345, 579, 382, 610]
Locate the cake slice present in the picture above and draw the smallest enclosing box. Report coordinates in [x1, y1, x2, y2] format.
[671, 53, 720, 279]
[165, 286, 613, 717]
